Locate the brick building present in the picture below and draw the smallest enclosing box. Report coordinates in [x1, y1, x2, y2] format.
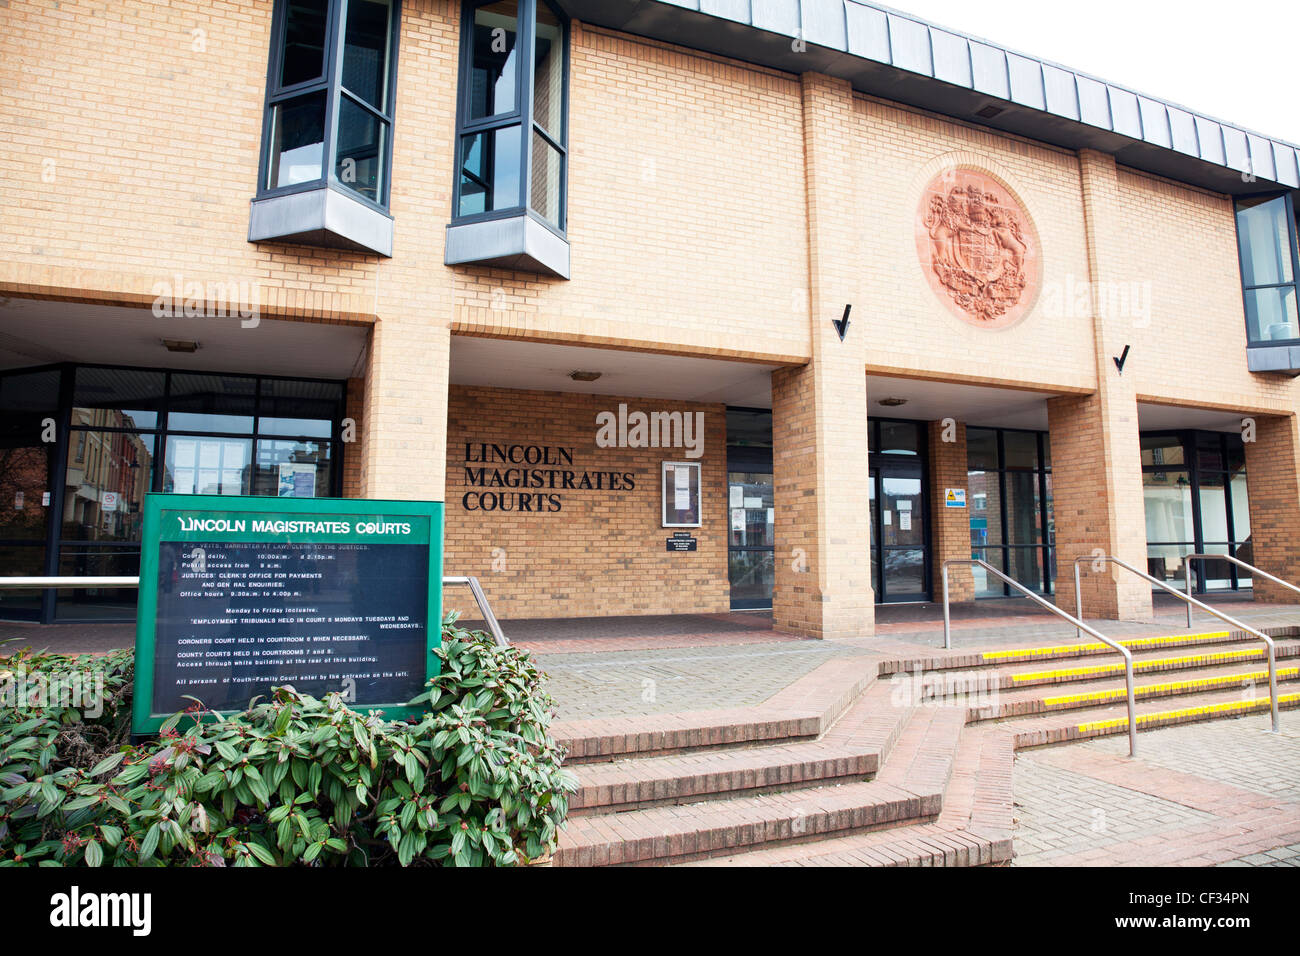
[1, 0, 1298, 636]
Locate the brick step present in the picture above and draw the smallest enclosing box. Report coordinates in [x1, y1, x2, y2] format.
[908, 639, 1300, 696]
[969, 663, 1300, 720]
[553, 656, 876, 764]
[996, 685, 1300, 749]
[553, 702, 967, 866]
[679, 820, 1012, 867]
[568, 681, 911, 814]
[878, 626, 1299, 675]
[553, 777, 941, 867]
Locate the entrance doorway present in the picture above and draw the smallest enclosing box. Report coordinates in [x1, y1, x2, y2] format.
[727, 408, 773, 610]
[869, 420, 930, 603]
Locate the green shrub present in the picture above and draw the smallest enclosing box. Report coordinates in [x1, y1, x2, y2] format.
[0, 616, 574, 867]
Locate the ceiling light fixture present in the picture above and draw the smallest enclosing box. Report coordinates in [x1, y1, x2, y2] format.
[975, 104, 1004, 119]
[877, 397, 907, 407]
[568, 370, 602, 382]
[162, 339, 200, 353]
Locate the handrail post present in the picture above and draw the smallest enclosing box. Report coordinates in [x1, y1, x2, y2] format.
[1074, 558, 1083, 640]
[1185, 560, 1194, 629]
[942, 564, 952, 650]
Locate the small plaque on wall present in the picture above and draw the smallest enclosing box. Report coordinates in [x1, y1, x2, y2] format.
[666, 531, 698, 552]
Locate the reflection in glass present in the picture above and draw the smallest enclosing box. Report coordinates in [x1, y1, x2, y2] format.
[878, 421, 920, 456]
[55, 547, 141, 620]
[532, 2, 563, 136]
[966, 428, 998, 470]
[341, 0, 392, 110]
[268, 92, 327, 189]
[254, 440, 332, 498]
[1244, 285, 1299, 343]
[469, 1, 519, 120]
[883, 548, 925, 597]
[1002, 431, 1039, 470]
[336, 96, 387, 202]
[1236, 195, 1294, 288]
[281, 0, 330, 87]
[1143, 470, 1194, 542]
[258, 378, 341, 437]
[72, 367, 163, 430]
[164, 436, 251, 497]
[728, 550, 774, 608]
[531, 129, 563, 227]
[168, 374, 256, 433]
[459, 125, 521, 215]
[62, 432, 154, 543]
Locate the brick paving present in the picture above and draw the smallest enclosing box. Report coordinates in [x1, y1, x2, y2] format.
[1012, 718, 1300, 866]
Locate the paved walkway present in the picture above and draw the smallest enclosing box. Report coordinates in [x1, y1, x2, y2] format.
[1012, 717, 1300, 866]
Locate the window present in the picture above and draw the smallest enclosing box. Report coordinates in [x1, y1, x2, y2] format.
[1142, 431, 1251, 593]
[966, 428, 1054, 598]
[1235, 194, 1300, 346]
[446, 0, 570, 277]
[252, 0, 401, 256]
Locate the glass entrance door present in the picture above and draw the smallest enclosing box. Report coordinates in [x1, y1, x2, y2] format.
[728, 470, 774, 609]
[871, 461, 929, 602]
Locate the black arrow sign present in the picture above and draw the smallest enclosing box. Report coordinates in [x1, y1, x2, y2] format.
[833, 304, 851, 341]
[1113, 344, 1131, 374]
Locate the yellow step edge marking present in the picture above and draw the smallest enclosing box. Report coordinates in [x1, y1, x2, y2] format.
[1077, 693, 1300, 733]
[1011, 649, 1264, 684]
[1042, 667, 1300, 707]
[983, 631, 1231, 662]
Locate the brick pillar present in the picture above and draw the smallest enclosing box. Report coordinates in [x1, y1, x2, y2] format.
[771, 73, 874, 639]
[1243, 413, 1300, 603]
[1050, 149, 1153, 622]
[341, 376, 365, 498]
[360, 320, 450, 502]
[928, 420, 973, 601]
[1048, 393, 1150, 620]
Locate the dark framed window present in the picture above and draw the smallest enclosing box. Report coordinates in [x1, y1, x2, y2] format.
[869, 419, 931, 604]
[1234, 193, 1300, 346]
[966, 427, 1054, 598]
[0, 363, 346, 625]
[453, 0, 569, 233]
[1142, 430, 1251, 593]
[258, 0, 401, 211]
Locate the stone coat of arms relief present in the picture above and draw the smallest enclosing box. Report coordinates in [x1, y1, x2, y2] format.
[916, 170, 1040, 330]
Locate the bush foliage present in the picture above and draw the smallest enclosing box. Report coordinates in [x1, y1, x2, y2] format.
[0, 617, 574, 866]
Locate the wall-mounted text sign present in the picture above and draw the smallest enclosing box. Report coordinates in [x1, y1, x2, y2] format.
[461, 443, 635, 513]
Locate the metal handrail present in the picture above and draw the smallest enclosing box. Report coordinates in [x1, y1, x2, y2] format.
[1072, 554, 1279, 733]
[1183, 554, 1300, 629]
[943, 558, 1137, 757]
[443, 576, 509, 648]
[0, 574, 509, 648]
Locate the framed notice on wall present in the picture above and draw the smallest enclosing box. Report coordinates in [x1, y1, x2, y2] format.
[662, 461, 702, 528]
[131, 494, 444, 736]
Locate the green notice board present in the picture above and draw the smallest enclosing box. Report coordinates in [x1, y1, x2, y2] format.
[132, 494, 444, 735]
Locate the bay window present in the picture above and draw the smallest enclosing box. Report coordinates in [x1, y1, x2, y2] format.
[446, 0, 571, 278]
[1235, 193, 1300, 373]
[250, 0, 400, 257]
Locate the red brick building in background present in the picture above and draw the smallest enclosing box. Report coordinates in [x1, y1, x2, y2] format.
[1, 0, 1297, 635]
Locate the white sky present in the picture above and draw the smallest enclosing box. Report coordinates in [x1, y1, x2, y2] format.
[885, 0, 1300, 145]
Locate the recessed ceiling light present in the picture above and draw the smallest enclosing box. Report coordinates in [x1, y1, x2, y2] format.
[568, 370, 602, 382]
[162, 339, 200, 353]
[877, 397, 908, 407]
[975, 104, 1004, 119]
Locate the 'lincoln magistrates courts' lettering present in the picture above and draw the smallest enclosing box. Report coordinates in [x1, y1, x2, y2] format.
[461, 443, 635, 513]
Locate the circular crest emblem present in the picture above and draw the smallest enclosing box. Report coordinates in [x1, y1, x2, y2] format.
[915, 169, 1040, 329]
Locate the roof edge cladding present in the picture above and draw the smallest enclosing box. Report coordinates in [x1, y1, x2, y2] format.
[557, 0, 1299, 196]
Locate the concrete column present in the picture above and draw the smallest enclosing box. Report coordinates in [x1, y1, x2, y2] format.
[771, 73, 874, 639]
[928, 420, 974, 602]
[1243, 413, 1300, 603]
[360, 319, 451, 502]
[1051, 149, 1153, 622]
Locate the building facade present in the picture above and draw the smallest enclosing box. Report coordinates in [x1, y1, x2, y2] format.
[2, 0, 1298, 636]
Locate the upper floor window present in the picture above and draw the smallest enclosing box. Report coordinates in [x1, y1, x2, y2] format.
[250, 0, 400, 257]
[453, 0, 568, 234]
[1235, 194, 1300, 346]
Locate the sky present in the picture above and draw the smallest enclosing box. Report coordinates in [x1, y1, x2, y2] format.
[884, 0, 1300, 145]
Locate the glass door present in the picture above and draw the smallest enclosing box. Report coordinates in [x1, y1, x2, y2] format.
[727, 470, 774, 609]
[871, 461, 929, 602]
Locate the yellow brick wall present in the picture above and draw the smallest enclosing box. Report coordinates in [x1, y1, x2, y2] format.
[441, 385, 729, 620]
